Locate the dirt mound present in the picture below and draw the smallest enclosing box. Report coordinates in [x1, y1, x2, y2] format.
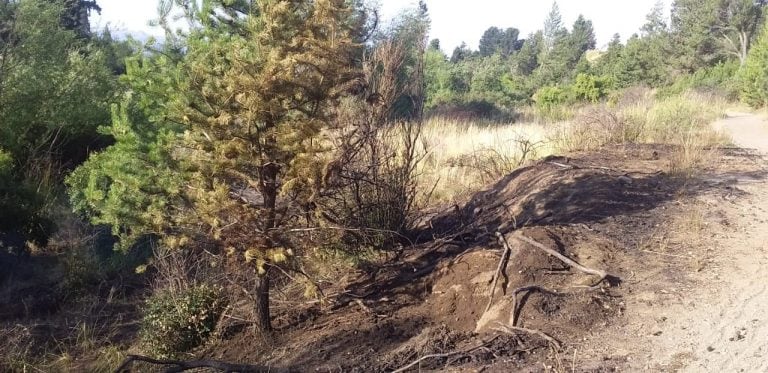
[429, 145, 680, 238]
[425, 227, 620, 335]
[201, 144, 762, 371]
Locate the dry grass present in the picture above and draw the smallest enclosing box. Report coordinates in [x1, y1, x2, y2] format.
[417, 118, 555, 202]
[414, 91, 732, 204]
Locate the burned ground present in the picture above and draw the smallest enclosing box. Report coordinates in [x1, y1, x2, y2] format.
[183, 144, 765, 372]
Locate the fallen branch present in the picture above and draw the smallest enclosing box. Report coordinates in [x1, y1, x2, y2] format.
[495, 324, 562, 350]
[113, 355, 288, 373]
[512, 233, 610, 287]
[509, 285, 563, 326]
[391, 336, 499, 373]
[484, 232, 513, 313]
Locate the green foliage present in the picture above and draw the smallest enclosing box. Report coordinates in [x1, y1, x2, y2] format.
[670, 0, 722, 71]
[140, 285, 225, 358]
[534, 85, 570, 109]
[739, 21, 768, 107]
[572, 74, 613, 102]
[478, 26, 520, 57]
[0, 0, 116, 163]
[660, 60, 740, 98]
[0, 0, 118, 244]
[66, 40, 187, 251]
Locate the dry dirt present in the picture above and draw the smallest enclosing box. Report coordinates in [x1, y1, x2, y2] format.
[573, 112, 768, 372]
[196, 113, 768, 372]
[5, 115, 768, 372]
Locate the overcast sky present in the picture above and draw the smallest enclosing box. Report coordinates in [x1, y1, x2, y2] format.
[91, 0, 670, 52]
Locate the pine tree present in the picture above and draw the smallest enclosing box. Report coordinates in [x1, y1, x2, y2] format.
[543, 1, 567, 52]
[738, 21, 768, 107]
[172, 0, 364, 331]
[641, 1, 668, 37]
[69, 0, 366, 333]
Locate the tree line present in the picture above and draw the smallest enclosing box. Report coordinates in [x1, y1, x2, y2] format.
[423, 0, 768, 118]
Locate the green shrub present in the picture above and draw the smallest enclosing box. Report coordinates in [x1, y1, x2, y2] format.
[534, 86, 570, 109]
[660, 61, 739, 99]
[572, 74, 613, 102]
[739, 22, 768, 108]
[140, 285, 225, 358]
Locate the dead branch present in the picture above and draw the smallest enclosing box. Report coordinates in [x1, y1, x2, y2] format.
[512, 233, 609, 287]
[495, 324, 562, 350]
[391, 336, 499, 373]
[113, 354, 289, 373]
[509, 285, 563, 327]
[484, 232, 513, 313]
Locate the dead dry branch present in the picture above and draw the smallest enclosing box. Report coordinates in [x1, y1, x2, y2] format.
[484, 232, 513, 313]
[113, 354, 289, 373]
[512, 233, 610, 288]
[391, 336, 500, 373]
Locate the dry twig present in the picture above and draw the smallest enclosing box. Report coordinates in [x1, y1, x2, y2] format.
[484, 232, 513, 313]
[512, 233, 610, 287]
[113, 355, 288, 373]
[495, 324, 562, 350]
[391, 336, 499, 373]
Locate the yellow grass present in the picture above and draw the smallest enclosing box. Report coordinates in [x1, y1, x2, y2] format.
[414, 91, 732, 204]
[418, 118, 555, 202]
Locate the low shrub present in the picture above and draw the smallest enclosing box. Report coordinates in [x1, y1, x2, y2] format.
[140, 285, 225, 358]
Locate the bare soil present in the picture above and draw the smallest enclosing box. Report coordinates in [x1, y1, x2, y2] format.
[200, 135, 768, 372]
[5, 115, 768, 372]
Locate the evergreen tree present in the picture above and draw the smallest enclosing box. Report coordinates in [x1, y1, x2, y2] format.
[595, 33, 625, 79]
[69, 0, 366, 332]
[515, 32, 542, 76]
[641, 0, 668, 37]
[738, 21, 768, 107]
[670, 0, 721, 71]
[478, 26, 520, 57]
[60, 0, 101, 37]
[450, 41, 473, 63]
[714, 0, 767, 65]
[570, 15, 596, 53]
[543, 1, 567, 52]
[429, 38, 441, 50]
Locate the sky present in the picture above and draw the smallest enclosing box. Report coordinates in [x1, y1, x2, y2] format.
[91, 0, 670, 52]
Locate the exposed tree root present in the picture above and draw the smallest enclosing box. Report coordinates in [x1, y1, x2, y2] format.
[512, 233, 612, 288]
[494, 324, 562, 350]
[391, 336, 500, 373]
[484, 232, 513, 313]
[113, 355, 289, 373]
[484, 231, 619, 354]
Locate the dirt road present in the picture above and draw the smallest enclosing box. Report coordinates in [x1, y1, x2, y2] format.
[668, 113, 768, 372]
[582, 113, 768, 372]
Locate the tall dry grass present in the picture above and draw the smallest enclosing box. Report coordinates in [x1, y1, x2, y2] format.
[417, 118, 554, 202]
[414, 90, 732, 203]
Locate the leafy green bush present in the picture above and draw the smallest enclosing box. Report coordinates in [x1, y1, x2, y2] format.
[140, 285, 225, 358]
[534, 86, 570, 109]
[571, 74, 613, 102]
[660, 61, 739, 99]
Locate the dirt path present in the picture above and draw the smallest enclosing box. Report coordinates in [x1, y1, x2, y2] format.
[579, 113, 768, 372]
[679, 113, 768, 372]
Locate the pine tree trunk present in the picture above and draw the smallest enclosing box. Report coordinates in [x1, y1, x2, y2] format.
[254, 271, 272, 332]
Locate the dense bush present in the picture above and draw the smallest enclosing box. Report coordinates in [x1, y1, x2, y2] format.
[534, 86, 570, 109]
[660, 61, 740, 99]
[140, 285, 225, 358]
[571, 74, 613, 102]
[739, 22, 768, 108]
